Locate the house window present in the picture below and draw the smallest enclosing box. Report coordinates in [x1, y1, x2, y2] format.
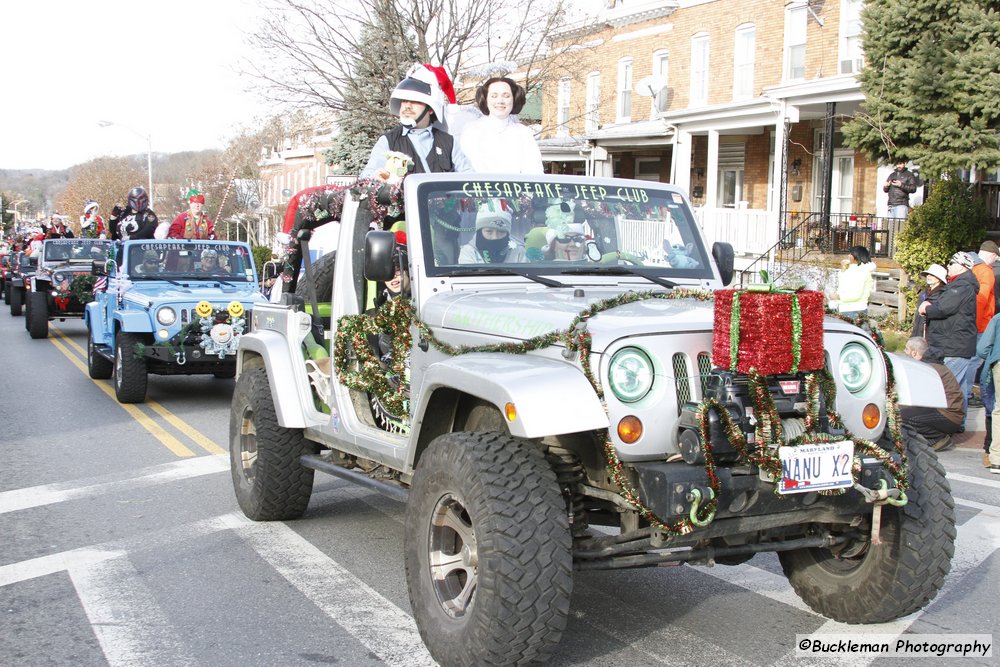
[617, 58, 633, 122]
[690, 33, 709, 107]
[585, 72, 600, 132]
[557, 77, 571, 137]
[785, 4, 807, 80]
[635, 157, 661, 182]
[652, 50, 669, 114]
[733, 24, 755, 100]
[839, 0, 864, 74]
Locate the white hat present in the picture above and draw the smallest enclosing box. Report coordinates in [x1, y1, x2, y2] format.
[390, 64, 457, 126]
[475, 200, 512, 232]
[920, 263, 947, 282]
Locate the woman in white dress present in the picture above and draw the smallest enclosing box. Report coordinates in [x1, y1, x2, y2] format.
[459, 77, 544, 174]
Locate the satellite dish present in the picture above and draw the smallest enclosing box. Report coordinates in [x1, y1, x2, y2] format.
[635, 75, 668, 98]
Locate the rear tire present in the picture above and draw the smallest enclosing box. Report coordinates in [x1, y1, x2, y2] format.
[10, 287, 23, 316]
[114, 332, 148, 403]
[405, 432, 572, 666]
[4, 282, 10, 305]
[779, 430, 955, 622]
[27, 292, 48, 339]
[230, 367, 315, 520]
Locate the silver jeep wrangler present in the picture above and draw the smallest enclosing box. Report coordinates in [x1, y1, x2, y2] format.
[231, 173, 954, 666]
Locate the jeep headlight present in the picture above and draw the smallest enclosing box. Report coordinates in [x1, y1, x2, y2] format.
[53, 272, 66, 283]
[608, 347, 654, 403]
[156, 307, 177, 326]
[839, 343, 872, 393]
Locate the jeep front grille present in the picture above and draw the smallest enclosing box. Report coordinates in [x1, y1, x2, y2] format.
[673, 352, 714, 415]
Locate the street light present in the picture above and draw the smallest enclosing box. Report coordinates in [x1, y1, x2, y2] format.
[98, 120, 154, 206]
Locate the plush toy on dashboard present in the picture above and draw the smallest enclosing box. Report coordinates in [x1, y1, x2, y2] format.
[666, 241, 700, 268]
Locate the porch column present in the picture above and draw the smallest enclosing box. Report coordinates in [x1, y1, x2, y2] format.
[672, 128, 693, 196]
[770, 118, 786, 216]
[706, 129, 720, 208]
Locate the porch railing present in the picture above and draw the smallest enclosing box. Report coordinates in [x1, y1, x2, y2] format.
[693, 207, 775, 257]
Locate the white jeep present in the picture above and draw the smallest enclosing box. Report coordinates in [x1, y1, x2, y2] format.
[231, 173, 955, 666]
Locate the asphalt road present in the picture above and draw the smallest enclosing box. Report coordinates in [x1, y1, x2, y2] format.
[1, 312, 998, 667]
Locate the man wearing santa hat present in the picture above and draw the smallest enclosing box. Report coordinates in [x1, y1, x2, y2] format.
[360, 63, 472, 180]
[168, 190, 215, 240]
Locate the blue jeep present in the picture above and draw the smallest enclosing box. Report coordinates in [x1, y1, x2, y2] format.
[85, 239, 269, 403]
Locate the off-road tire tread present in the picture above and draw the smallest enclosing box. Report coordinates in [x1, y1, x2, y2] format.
[229, 368, 314, 521]
[779, 432, 955, 623]
[27, 291, 48, 339]
[405, 432, 572, 666]
[295, 251, 336, 303]
[114, 332, 148, 403]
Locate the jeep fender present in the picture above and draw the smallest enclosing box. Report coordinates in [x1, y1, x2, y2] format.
[237, 331, 327, 429]
[886, 352, 947, 408]
[411, 353, 608, 439]
[115, 310, 155, 333]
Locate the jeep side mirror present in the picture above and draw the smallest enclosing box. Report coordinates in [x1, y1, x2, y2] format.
[712, 242, 735, 286]
[365, 230, 397, 282]
[92, 259, 108, 276]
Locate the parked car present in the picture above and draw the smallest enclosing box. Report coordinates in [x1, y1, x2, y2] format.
[25, 238, 113, 338]
[7, 251, 38, 316]
[229, 173, 955, 665]
[85, 239, 269, 403]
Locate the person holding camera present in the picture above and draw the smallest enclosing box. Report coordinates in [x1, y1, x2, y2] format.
[883, 159, 918, 219]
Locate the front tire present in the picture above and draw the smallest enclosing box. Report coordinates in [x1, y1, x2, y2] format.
[10, 287, 23, 316]
[114, 332, 148, 403]
[779, 431, 955, 622]
[4, 282, 10, 305]
[87, 323, 113, 379]
[230, 367, 315, 520]
[405, 432, 572, 666]
[27, 292, 48, 339]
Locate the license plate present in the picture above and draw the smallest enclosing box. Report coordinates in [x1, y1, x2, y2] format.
[777, 440, 854, 494]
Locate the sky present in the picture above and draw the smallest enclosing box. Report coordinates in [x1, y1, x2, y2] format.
[1, 0, 268, 171]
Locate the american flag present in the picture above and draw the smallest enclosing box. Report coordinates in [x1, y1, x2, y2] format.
[93, 276, 108, 294]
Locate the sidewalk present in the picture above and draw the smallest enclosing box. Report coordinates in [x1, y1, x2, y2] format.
[954, 406, 987, 449]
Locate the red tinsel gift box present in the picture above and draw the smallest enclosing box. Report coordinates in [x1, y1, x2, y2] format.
[712, 289, 825, 376]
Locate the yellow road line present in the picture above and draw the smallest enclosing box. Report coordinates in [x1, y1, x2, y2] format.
[53, 326, 226, 456]
[47, 326, 196, 458]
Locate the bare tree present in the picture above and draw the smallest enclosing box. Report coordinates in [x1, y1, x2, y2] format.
[245, 0, 575, 115]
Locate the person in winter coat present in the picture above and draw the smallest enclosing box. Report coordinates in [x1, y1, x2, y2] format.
[835, 246, 876, 317]
[920, 252, 980, 420]
[883, 159, 918, 219]
[911, 263, 948, 338]
[458, 202, 526, 264]
[967, 250, 997, 333]
[168, 190, 215, 240]
[977, 312, 1000, 473]
[902, 337, 963, 451]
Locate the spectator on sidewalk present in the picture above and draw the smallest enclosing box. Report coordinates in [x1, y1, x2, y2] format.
[912, 263, 948, 338]
[902, 337, 963, 451]
[979, 239, 1000, 312]
[977, 313, 1000, 473]
[918, 252, 979, 422]
[834, 246, 877, 318]
[883, 159, 919, 219]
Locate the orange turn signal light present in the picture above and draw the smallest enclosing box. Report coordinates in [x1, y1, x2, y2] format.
[862, 403, 881, 429]
[504, 402, 517, 422]
[617, 416, 643, 444]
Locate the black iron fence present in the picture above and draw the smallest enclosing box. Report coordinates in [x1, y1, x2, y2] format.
[783, 211, 907, 258]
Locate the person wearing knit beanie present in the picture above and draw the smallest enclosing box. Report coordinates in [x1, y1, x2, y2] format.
[458, 200, 525, 264]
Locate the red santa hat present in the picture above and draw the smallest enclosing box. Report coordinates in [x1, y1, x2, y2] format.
[187, 188, 205, 204]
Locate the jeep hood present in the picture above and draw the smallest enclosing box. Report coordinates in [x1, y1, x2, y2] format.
[421, 288, 716, 352]
[122, 284, 266, 306]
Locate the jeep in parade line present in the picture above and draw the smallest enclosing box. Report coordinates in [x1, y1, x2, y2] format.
[25, 238, 113, 339]
[6, 250, 38, 315]
[85, 239, 268, 404]
[230, 173, 955, 666]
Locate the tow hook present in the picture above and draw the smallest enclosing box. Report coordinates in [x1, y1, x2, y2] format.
[687, 487, 716, 527]
[175, 351, 186, 366]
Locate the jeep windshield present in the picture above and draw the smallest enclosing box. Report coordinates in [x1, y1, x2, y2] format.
[126, 242, 256, 282]
[43, 239, 112, 264]
[415, 176, 713, 282]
